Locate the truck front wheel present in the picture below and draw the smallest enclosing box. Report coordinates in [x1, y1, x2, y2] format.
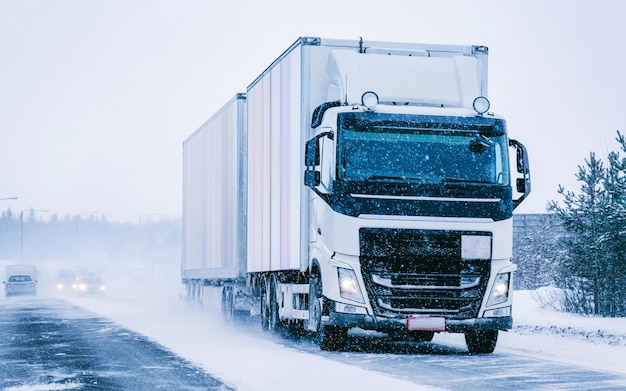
[318, 325, 348, 351]
[308, 276, 347, 351]
[465, 329, 498, 354]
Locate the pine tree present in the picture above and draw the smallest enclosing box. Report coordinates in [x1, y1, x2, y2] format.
[549, 131, 626, 316]
[548, 152, 609, 315]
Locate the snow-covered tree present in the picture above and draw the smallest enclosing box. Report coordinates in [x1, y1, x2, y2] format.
[549, 132, 626, 316]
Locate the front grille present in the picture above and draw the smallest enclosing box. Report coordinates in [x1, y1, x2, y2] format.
[360, 228, 490, 319]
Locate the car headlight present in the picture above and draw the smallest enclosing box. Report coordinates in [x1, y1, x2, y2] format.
[461, 235, 491, 260]
[337, 267, 365, 303]
[487, 272, 511, 306]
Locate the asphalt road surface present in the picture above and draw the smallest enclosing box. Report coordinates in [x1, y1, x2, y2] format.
[0, 297, 232, 390]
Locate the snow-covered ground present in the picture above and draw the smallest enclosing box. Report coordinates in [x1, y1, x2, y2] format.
[33, 264, 626, 391]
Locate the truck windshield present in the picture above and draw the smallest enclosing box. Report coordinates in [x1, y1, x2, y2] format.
[336, 112, 510, 186]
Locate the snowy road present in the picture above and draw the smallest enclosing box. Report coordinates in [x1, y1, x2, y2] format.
[0, 297, 232, 390]
[3, 286, 626, 391]
[248, 322, 626, 391]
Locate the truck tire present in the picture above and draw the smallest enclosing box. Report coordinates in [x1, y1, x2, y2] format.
[465, 329, 498, 354]
[260, 277, 270, 331]
[306, 277, 322, 333]
[318, 325, 348, 351]
[221, 286, 234, 321]
[308, 276, 347, 351]
[268, 274, 282, 332]
[261, 274, 283, 333]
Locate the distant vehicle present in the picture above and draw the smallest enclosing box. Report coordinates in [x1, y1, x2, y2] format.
[3, 274, 37, 297]
[74, 274, 106, 295]
[55, 270, 77, 292]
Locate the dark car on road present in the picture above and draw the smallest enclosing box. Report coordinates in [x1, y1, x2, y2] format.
[55, 270, 77, 292]
[3, 274, 37, 297]
[75, 274, 106, 295]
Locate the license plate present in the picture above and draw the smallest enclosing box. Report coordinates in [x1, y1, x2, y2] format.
[407, 315, 445, 331]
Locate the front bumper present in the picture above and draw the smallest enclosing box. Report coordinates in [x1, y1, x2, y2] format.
[328, 310, 512, 332]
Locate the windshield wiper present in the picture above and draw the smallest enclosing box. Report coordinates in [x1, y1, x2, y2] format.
[442, 177, 493, 185]
[365, 175, 430, 183]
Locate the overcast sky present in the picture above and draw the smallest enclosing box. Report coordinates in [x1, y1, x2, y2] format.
[1, 1, 624, 222]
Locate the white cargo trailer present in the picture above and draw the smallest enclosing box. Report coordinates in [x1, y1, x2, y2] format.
[181, 37, 531, 353]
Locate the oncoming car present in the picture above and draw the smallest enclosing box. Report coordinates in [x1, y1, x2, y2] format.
[3, 274, 37, 297]
[74, 274, 106, 295]
[55, 270, 77, 292]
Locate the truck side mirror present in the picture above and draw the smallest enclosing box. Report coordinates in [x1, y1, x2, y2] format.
[304, 138, 321, 187]
[304, 171, 321, 187]
[509, 139, 531, 209]
[305, 138, 319, 167]
[304, 131, 333, 188]
[516, 144, 526, 173]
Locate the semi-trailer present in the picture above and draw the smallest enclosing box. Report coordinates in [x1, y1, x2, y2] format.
[181, 37, 531, 353]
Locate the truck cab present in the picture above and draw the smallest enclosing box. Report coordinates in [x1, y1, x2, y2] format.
[302, 48, 530, 352]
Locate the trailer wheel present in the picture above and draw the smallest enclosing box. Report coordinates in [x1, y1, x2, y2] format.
[268, 274, 282, 332]
[465, 329, 498, 354]
[221, 286, 234, 321]
[260, 276, 270, 331]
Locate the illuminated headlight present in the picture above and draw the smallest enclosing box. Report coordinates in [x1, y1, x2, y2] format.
[100, 285, 106, 292]
[461, 235, 491, 260]
[473, 96, 490, 114]
[338, 267, 365, 303]
[56, 283, 64, 290]
[361, 91, 379, 111]
[79, 284, 86, 292]
[487, 272, 511, 306]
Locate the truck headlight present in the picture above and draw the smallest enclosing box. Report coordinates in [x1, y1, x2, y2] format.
[461, 235, 491, 260]
[487, 272, 510, 306]
[338, 267, 365, 303]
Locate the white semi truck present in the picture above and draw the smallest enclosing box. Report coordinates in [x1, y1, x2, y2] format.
[181, 37, 531, 353]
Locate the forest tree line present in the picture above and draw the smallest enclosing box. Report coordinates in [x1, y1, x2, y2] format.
[0, 210, 180, 269]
